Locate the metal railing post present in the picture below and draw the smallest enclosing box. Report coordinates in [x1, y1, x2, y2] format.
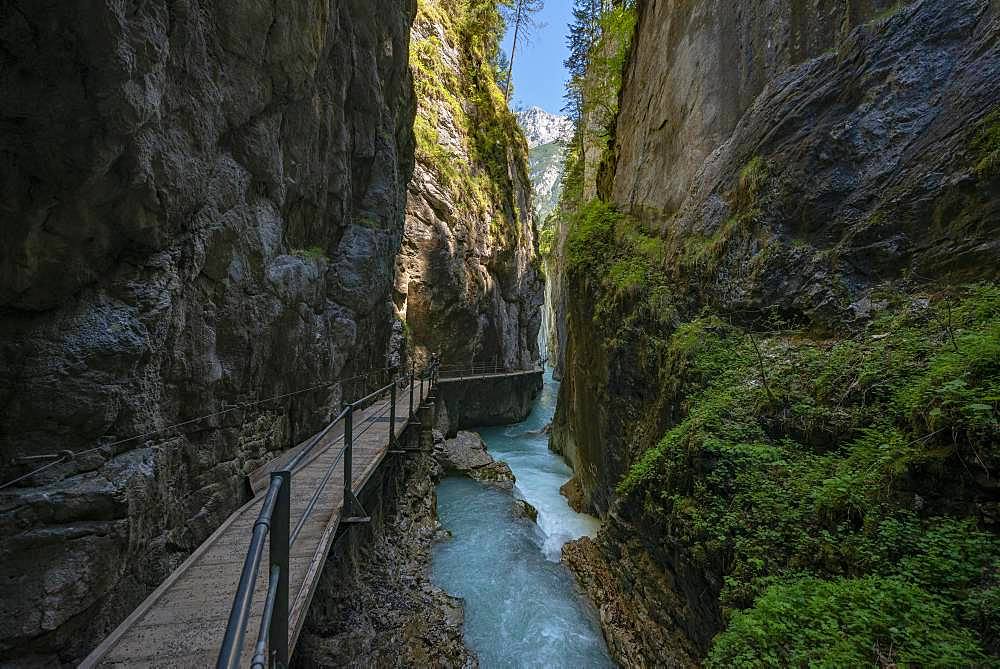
[344, 404, 354, 516]
[269, 471, 290, 668]
[389, 372, 397, 447]
[409, 362, 415, 420]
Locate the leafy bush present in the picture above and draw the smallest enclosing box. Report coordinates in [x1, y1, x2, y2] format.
[972, 109, 1000, 179]
[708, 576, 987, 668]
[618, 285, 999, 662]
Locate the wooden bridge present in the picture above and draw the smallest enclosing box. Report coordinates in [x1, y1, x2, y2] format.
[76, 362, 536, 668]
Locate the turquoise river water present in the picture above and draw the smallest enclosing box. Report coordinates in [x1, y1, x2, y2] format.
[431, 369, 614, 668]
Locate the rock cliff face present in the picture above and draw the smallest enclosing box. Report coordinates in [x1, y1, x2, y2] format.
[552, 0, 1000, 665]
[0, 0, 416, 662]
[395, 0, 543, 370]
[556, 0, 1000, 516]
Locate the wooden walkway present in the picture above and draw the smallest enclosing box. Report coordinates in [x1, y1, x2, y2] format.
[81, 387, 418, 668]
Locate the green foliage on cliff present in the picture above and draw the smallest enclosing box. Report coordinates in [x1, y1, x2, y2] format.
[710, 575, 986, 667]
[972, 109, 1000, 179]
[292, 245, 328, 262]
[410, 0, 531, 247]
[564, 199, 677, 337]
[619, 284, 1000, 665]
[564, 3, 636, 138]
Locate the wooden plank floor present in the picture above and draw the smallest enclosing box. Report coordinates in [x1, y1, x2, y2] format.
[81, 383, 421, 668]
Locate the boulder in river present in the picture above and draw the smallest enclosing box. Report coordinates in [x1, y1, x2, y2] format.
[559, 476, 587, 513]
[434, 430, 516, 491]
[512, 499, 538, 523]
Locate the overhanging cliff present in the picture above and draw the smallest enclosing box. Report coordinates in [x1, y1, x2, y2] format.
[551, 0, 1000, 665]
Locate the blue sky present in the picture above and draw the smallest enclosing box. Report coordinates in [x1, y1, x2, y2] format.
[501, 0, 573, 115]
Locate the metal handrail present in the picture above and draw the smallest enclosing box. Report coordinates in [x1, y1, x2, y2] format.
[216, 361, 440, 668]
[217, 472, 287, 669]
[284, 405, 351, 474]
[250, 566, 281, 669]
[436, 361, 544, 380]
[2, 363, 415, 492]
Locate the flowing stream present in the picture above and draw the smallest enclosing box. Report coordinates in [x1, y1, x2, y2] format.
[431, 369, 614, 668]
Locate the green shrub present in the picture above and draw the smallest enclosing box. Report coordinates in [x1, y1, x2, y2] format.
[616, 285, 999, 661]
[972, 109, 1000, 179]
[708, 576, 987, 668]
[293, 246, 327, 261]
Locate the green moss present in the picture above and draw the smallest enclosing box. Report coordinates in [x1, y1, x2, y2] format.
[735, 155, 769, 213]
[971, 109, 1000, 179]
[293, 245, 327, 261]
[410, 0, 529, 249]
[617, 285, 1000, 662]
[869, 1, 911, 24]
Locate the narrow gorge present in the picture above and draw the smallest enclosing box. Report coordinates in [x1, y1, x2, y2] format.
[0, 0, 997, 667]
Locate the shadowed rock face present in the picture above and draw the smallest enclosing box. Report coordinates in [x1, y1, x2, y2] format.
[436, 371, 544, 436]
[613, 0, 1000, 321]
[0, 0, 416, 662]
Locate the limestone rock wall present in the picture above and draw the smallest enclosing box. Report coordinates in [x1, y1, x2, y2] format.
[613, 0, 898, 216]
[395, 0, 543, 371]
[0, 0, 416, 662]
[557, 0, 1000, 515]
[552, 0, 1000, 662]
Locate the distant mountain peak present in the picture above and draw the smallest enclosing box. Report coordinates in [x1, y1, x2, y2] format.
[517, 106, 573, 148]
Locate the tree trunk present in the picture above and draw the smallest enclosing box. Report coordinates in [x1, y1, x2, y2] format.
[504, 2, 524, 103]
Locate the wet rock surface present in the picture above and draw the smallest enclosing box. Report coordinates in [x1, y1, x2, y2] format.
[511, 499, 538, 523]
[434, 431, 515, 491]
[559, 477, 586, 514]
[294, 452, 477, 669]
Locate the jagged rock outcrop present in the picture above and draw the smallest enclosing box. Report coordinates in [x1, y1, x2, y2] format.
[0, 0, 416, 662]
[395, 0, 543, 370]
[562, 535, 699, 668]
[553, 0, 1000, 665]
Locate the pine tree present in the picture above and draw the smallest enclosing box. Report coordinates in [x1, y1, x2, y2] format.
[562, 0, 602, 150]
[501, 0, 545, 103]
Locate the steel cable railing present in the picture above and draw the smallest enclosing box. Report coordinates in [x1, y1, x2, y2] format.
[1, 364, 408, 492]
[436, 357, 546, 381]
[217, 360, 438, 669]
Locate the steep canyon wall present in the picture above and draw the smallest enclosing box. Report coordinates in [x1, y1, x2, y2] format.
[396, 0, 543, 371]
[553, 0, 1000, 665]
